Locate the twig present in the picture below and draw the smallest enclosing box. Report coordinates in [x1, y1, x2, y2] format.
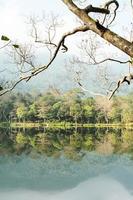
[75, 71, 105, 96]
[0, 25, 90, 96]
[0, 41, 11, 49]
[83, 5, 110, 14]
[102, 0, 119, 26]
[72, 56, 131, 66]
[26, 25, 90, 81]
[92, 58, 131, 65]
[109, 74, 133, 100]
[77, 81, 105, 96]
[0, 76, 30, 96]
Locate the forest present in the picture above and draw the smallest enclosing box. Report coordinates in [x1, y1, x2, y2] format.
[1, 1, 133, 199]
[1, 88, 133, 125]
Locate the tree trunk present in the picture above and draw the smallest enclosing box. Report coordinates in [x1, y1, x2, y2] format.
[75, 115, 78, 131]
[62, 0, 133, 58]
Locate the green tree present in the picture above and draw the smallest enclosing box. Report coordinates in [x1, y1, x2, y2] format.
[28, 103, 38, 121]
[16, 103, 28, 122]
[82, 97, 96, 123]
[108, 97, 122, 123]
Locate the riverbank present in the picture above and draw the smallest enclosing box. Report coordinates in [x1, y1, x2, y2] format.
[1, 122, 133, 129]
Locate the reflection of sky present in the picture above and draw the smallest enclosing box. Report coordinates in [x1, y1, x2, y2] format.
[0, 153, 133, 200]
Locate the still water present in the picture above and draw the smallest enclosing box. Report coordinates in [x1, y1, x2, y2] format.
[0, 127, 133, 200]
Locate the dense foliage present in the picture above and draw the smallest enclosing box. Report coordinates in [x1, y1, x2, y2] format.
[0, 88, 133, 124]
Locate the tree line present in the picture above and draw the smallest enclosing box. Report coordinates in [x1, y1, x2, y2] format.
[0, 88, 133, 124]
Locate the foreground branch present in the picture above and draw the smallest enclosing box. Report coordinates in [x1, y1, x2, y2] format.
[62, 0, 133, 57]
[83, 5, 110, 14]
[0, 25, 90, 96]
[26, 25, 90, 81]
[102, 0, 119, 25]
[109, 74, 133, 100]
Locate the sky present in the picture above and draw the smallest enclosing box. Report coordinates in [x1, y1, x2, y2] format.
[0, 0, 132, 94]
[0, 0, 131, 39]
[0, 0, 68, 40]
[0, 0, 77, 92]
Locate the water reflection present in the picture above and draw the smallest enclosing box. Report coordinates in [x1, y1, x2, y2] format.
[0, 127, 133, 199]
[0, 127, 133, 158]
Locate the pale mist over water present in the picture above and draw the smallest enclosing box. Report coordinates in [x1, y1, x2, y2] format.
[1, 127, 133, 200]
[0, 153, 133, 200]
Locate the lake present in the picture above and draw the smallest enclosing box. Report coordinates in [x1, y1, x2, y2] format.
[0, 127, 133, 200]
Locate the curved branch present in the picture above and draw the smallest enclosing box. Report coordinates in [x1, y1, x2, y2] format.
[72, 56, 131, 66]
[83, 5, 110, 14]
[109, 74, 133, 100]
[75, 76, 105, 96]
[93, 58, 131, 65]
[0, 25, 90, 96]
[77, 81, 105, 96]
[0, 40, 11, 49]
[26, 25, 90, 81]
[106, 1, 119, 25]
[62, 0, 133, 57]
[0, 76, 30, 96]
[102, 0, 119, 25]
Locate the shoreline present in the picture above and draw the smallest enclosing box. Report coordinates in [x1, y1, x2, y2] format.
[0, 122, 133, 129]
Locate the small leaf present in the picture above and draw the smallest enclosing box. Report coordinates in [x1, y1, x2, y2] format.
[12, 44, 19, 48]
[0, 86, 3, 91]
[1, 35, 10, 41]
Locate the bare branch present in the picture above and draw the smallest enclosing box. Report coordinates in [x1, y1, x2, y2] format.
[29, 13, 63, 58]
[0, 1, 132, 98]
[93, 58, 131, 65]
[71, 56, 131, 66]
[75, 72, 106, 96]
[62, 0, 133, 57]
[102, 0, 119, 26]
[0, 76, 30, 96]
[109, 74, 133, 100]
[26, 25, 90, 80]
[0, 25, 90, 96]
[83, 5, 110, 15]
[106, 1, 119, 25]
[0, 40, 11, 50]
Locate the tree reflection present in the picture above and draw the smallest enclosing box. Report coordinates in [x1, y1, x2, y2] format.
[0, 127, 133, 160]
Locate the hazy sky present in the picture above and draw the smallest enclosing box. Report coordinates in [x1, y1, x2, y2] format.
[0, 0, 71, 40]
[0, 0, 131, 40]
[0, 0, 132, 93]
